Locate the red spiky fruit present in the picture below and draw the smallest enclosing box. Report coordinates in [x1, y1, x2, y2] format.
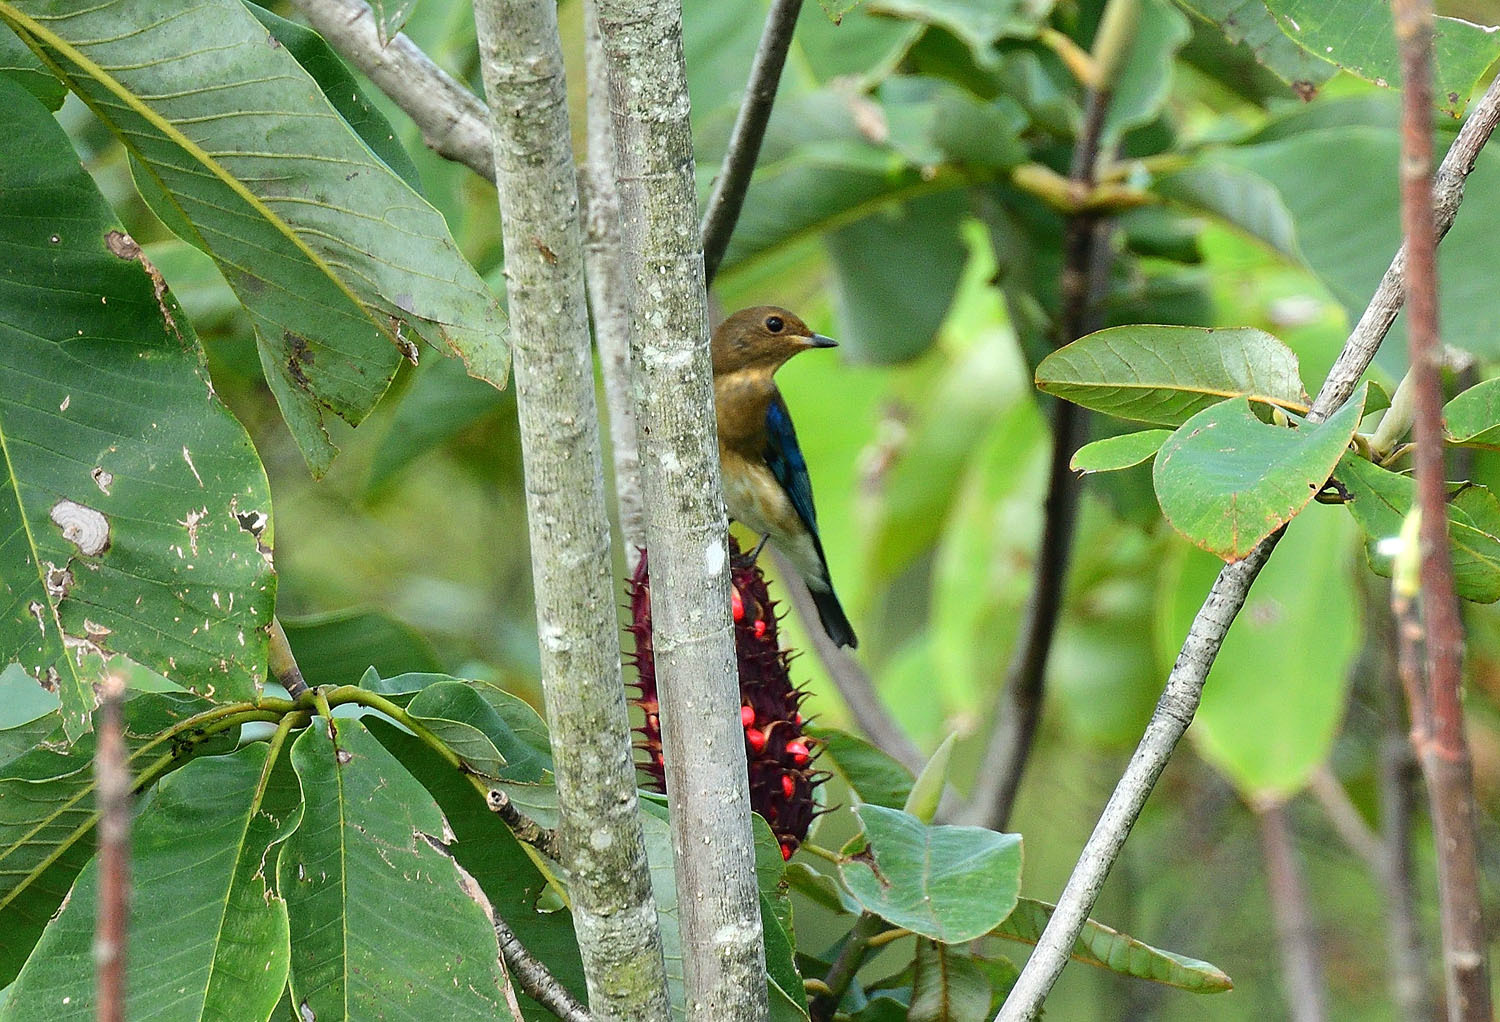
[625, 535, 824, 857]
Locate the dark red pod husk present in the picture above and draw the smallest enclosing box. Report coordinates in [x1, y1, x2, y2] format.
[626, 536, 823, 857]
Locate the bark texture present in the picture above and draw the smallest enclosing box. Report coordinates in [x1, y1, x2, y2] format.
[596, 0, 770, 1017]
[472, 1, 670, 1017]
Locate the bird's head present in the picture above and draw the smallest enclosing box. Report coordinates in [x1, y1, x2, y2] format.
[711, 306, 837, 375]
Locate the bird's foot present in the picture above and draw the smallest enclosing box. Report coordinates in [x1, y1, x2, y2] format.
[732, 534, 770, 569]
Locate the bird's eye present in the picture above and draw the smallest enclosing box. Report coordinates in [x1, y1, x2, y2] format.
[765, 316, 784, 333]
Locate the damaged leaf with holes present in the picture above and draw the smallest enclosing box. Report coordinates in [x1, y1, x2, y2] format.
[0, 77, 274, 738]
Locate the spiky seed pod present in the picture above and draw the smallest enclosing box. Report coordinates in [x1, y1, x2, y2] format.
[626, 536, 824, 859]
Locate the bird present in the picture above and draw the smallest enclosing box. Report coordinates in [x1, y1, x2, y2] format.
[711, 305, 857, 649]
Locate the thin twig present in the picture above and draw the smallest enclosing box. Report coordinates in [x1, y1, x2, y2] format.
[1370, 572, 1438, 1022]
[94, 672, 130, 1022]
[769, 550, 923, 772]
[808, 912, 887, 1022]
[699, 0, 803, 285]
[1307, 766, 1383, 873]
[485, 786, 563, 862]
[284, 0, 493, 180]
[963, 0, 1136, 832]
[267, 617, 309, 699]
[995, 70, 1500, 1022]
[1255, 800, 1330, 1022]
[1391, 2, 1491, 1016]
[494, 915, 593, 1022]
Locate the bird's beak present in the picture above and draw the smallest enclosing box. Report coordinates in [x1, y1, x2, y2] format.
[806, 333, 838, 349]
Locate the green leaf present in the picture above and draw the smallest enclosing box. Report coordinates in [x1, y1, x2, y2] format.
[280, 718, 514, 1017]
[1036, 325, 1309, 427]
[840, 805, 1022, 942]
[1153, 389, 1364, 561]
[1176, 0, 1336, 96]
[827, 189, 971, 363]
[903, 732, 955, 824]
[1070, 430, 1172, 474]
[244, 3, 421, 189]
[1444, 377, 1500, 447]
[0, 0, 507, 474]
[862, 0, 1055, 67]
[363, 718, 585, 1021]
[405, 680, 549, 783]
[1105, 0, 1192, 141]
[806, 727, 915, 808]
[753, 816, 811, 1019]
[366, 356, 509, 496]
[1162, 507, 1360, 797]
[785, 862, 862, 915]
[0, 21, 62, 108]
[3, 742, 301, 1021]
[1153, 162, 1302, 264]
[0, 76, 274, 735]
[907, 939, 991, 1021]
[1337, 454, 1500, 603]
[1264, 0, 1500, 117]
[281, 610, 442, 691]
[992, 898, 1233, 992]
[0, 691, 239, 985]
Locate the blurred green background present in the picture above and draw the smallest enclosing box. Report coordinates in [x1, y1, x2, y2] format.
[51, 0, 1500, 1016]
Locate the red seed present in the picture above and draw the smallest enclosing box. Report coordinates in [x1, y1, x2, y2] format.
[781, 774, 796, 798]
[786, 740, 809, 764]
[740, 705, 756, 728]
[793, 712, 802, 725]
[731, 588, 744, 621]
[780, 842, 794, 861]
[747, 729, 767, 752]
[753, 619, 767, 639]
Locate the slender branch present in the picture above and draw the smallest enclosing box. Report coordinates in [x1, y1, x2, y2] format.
[770, 550, 923, 772]
[1370, 573, 1438, 1022]
[1255, 800, 1330, 1022]
[581, 0, 645, 550]
[267, 617, 309, 699]
[94, 671, 130, 1022]
[1392, 3, 1491, 1016]
[995, 70, 1500, 1021]
[472, 0, 671, 1017]
[485, 786, 563, 863]
[284, 0, 493, 181]
[809, 912, 888, 1022]
[962, 0, 1137, 832]
[494, 915, 593, 1022]
[596, 0, 768, 1016]
[699, 0, 803, 284]
[1307, 766, 1382, 873]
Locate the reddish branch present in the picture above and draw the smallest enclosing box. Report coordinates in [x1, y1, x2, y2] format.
[1391, 1, 1491, 1018]
[94, 673, 130, 1022]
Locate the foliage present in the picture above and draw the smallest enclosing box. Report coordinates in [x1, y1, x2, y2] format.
[3, 0, 1500, 1019]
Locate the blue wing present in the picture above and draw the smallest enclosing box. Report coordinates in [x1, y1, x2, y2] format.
[763, 394, 820, 541]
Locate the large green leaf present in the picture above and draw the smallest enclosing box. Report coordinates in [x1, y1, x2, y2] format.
[1105, 0, 1192, 141]
[1161, 508, 1360, 797]
[281, 609, 442, 691]
[1219, 124, 1500, 365]
[1176, 0, 1336, 96]
[0, 76, 273, 735]
[0, 20, 60, 107]
[862, 0, 1055, 67]
[0, 691, 238, 986]
[3, 742, 301, 1021]
[839, 805, 1022, 942]
[0, 0, 507, 474]
[363, 718, 585, 1022]
[279, 718, 514, 1018]
[907, 939, 992, 1021]
[1152, 389, 1364, 561]
[1153, 162, 1302, 264]
[1264, 0, 1500, 117]
[754, 815, 811, 1020]
[1337, 454, 1500, 603]
[806, 727, 915, 808]
[991, 898, 1233, 992]
[1036, 325, 1309, 426]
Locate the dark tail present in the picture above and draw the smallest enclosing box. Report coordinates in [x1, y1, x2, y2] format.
[809, 582, 857, 649]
